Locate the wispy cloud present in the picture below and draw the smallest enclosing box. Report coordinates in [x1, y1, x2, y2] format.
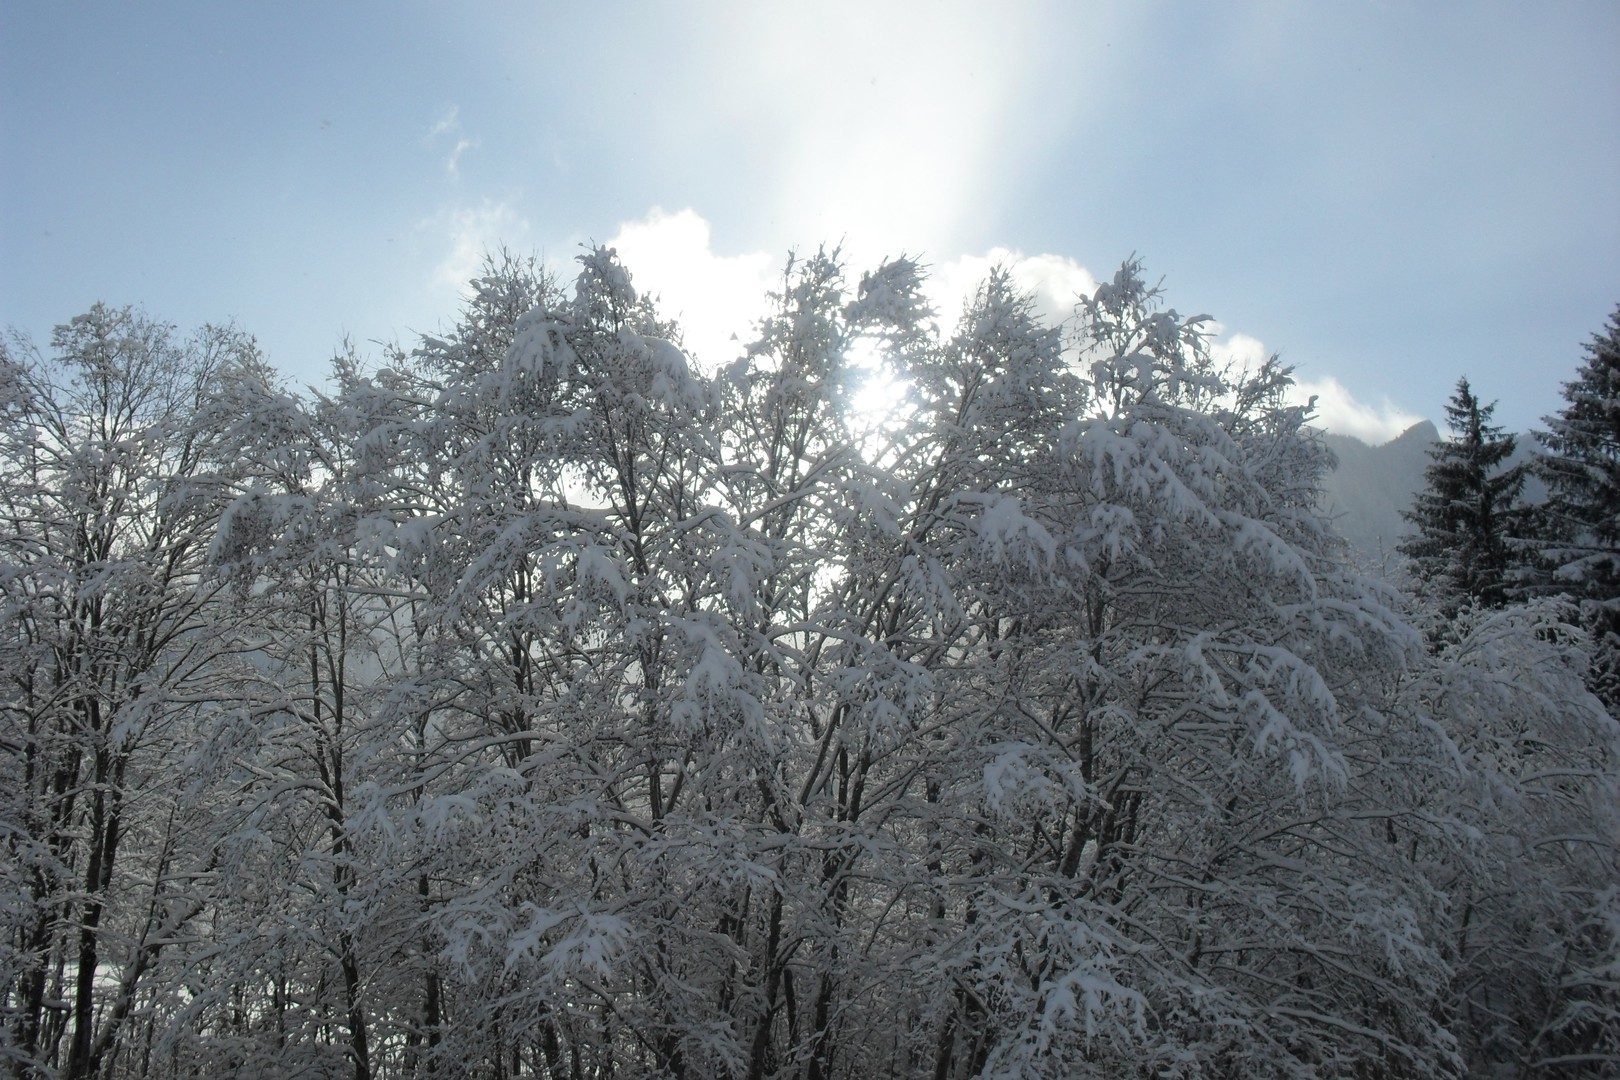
[446, 137, 479, 178]
[427, 105, 459, 140]
[426, 105, 477, 178]
[426, 200, 531, 294]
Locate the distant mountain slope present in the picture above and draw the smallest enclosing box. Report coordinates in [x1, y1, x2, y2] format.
[1317, 421, 1543, 577]
[1317, 421, 1437, 576]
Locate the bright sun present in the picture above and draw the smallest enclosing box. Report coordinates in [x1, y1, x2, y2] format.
[844, 334, 916, 444]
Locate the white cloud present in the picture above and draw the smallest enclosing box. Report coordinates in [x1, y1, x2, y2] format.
[604, 207, 775, 368]
[427, 200, 531, 293]
[1291, 375, 1426, 445]
[592, 209, 1426, 446]
[929, 247, 1098, 333]
[1200, 322, 1425, 444]
[1207, 329, 1270, 371]
[598, 216, 1105, 371]
[1203, 329, 1424, 444]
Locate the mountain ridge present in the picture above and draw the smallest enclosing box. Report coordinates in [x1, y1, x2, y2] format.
[1317, 420, 1439, 577]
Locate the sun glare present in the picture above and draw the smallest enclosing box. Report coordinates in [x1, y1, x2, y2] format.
[843, 334, 916, 454]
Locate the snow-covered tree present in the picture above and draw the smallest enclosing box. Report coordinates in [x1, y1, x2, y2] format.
[0, 307, 258, 1078]
[4, 255, 1614, 1080]
[895, 261, 1461, 1078]
[1406, 599, 1620, 1075]
[1526, 306, 1620, 705]
[1399, 376, 1525, 620]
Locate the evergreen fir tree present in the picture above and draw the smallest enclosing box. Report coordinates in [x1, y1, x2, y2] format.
[1399, 376, 1525, 617]
[1529, 305, 1620, 701]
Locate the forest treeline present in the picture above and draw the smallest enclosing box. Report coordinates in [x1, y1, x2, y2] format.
[2, 248, 1616, 1078]
[1400, 315, 1620, 712]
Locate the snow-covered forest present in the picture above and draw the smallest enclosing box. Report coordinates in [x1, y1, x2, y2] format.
[2, 248, 1616, 1079]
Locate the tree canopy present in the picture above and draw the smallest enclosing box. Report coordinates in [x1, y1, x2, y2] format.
[2, 253, 1616, 1079]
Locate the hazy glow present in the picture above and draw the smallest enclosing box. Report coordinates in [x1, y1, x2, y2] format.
[705, 3, 1076, 261]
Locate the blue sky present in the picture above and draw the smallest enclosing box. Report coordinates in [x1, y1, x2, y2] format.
[4, 1, 1616, 441]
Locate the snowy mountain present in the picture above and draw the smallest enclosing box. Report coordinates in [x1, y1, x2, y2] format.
[1317, 420, 1438, 576]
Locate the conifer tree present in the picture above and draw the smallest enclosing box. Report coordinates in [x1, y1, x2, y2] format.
[1399, 376, 1525, 617]
[1528, 305, 1620, 701]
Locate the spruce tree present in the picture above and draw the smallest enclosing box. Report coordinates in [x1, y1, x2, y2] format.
[1399, 376, 1525, 617]
[1529, 305, 1620, 701]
